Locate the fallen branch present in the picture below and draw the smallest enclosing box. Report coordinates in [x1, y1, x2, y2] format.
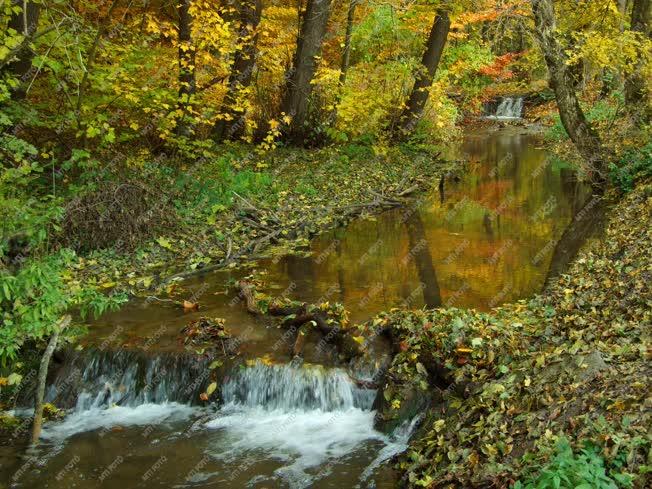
[32, 315, 71, 445]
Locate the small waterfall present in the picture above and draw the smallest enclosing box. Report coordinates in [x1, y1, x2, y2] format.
[27, 350, 413, 488]
[44, 348, 213, 410]
[221, 360, 376, 411]
[484, 96, 524, 120]
[206, 361, 385, 487]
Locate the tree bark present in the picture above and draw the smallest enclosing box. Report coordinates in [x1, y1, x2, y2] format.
[339, 0, 356, 86]
[5, 0, 41, 98]
[31, 315, 70, 445]
[280, 0, 333, 143]
[530, 0, 607, 190]
[395, 10, 450, 138]
[625, 0, 651, 120]
[213, 0, 262, 142]
[176, 0, 196, 137]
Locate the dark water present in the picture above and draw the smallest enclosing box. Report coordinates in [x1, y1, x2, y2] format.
[263, 126, 592, 320]
[0, 127, 594, 488]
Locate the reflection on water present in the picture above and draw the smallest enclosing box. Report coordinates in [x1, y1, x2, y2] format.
[80, 128, 593, 352]
[264, 127, 592, 320]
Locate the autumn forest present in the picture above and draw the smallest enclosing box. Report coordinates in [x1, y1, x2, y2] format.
[0, 0, 650, 488]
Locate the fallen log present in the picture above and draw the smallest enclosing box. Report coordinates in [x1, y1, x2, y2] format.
[236, 283, 364, 360]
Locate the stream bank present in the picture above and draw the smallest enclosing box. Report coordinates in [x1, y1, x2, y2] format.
[65, 145, 455, 299]
[378, 180, 651, 488]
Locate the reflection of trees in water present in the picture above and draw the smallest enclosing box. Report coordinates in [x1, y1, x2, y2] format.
[545, 193, 605, 285]
[405, 212, 442, 308]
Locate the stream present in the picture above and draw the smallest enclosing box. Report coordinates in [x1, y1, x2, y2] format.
[1, 126, 594, 488]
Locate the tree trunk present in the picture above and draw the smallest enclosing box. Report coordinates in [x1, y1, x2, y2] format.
[213, 0, 263, 142]
[5, 0, 41, 98]
[625, 0, 651, 120]
[176, 0, 196, 137]
[339, 0, 356, 86]
[280, 0, 333, 143]
[328, 0, 357, 127]
[31, 316, 70, 445]
[530, 0, 607, 190]
[395, 10, 450, 138]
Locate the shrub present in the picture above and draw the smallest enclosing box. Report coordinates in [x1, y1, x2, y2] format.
[514, 438, 634, 489]
[609, 142, 652, 193]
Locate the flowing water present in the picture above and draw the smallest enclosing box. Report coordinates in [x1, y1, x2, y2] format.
[1, 127, 596, 488]
[484, 96, 525, 120]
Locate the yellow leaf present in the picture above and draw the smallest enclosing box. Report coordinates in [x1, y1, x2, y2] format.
[352, 336, 365, 345]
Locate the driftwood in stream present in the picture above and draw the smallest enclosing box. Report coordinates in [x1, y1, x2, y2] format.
[235, 281, 363, 360]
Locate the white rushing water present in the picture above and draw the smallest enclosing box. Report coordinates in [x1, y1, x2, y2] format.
[204, 361, 389, 487]
[40, 402, 196, 441]
[485, 96, 524, 120]
[35, 357, 416, 488]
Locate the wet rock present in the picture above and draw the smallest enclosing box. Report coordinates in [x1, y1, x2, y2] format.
[373, 382, 435, 434]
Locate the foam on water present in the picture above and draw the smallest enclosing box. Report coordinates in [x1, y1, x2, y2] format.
[205, 361, 388, 487]
[40, 402, 196, 441]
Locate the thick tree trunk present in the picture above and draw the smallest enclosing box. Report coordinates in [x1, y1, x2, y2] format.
[530, 0, 607, 189]
[176, 0, 196, 137]
[280, 0, 333, 143]
[31, 316, 70, 445]
[395, 10, 450, 138]
[5, 1, 41, 98]
[213, 0, 262, 142]
[625, 0, 651, 120]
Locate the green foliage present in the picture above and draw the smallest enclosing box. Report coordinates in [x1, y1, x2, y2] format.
[0, 250, 126, 361]
[514, 438, 634, 489]
[350, 5, 421, 64]
[546, 98, 620, 142]
[609, 143, 652, 193]
[440, 41, 495, 100]
[174, 153, 273, 221]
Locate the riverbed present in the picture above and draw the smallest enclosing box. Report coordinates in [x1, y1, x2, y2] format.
[1, 127, 594, 488]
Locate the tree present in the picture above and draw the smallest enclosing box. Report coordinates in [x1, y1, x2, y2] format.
[4, 0, 41, 98]
[213, 0, 263, 142]
[625, 0, 651, 120]
[530, 0, 607, 190]
[31, 316, 69, 444]
[177, 0, 196, 137]
[395, 9, 450, 138]
[339, 0, 357, 86]
[280, 0, 333, 143]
